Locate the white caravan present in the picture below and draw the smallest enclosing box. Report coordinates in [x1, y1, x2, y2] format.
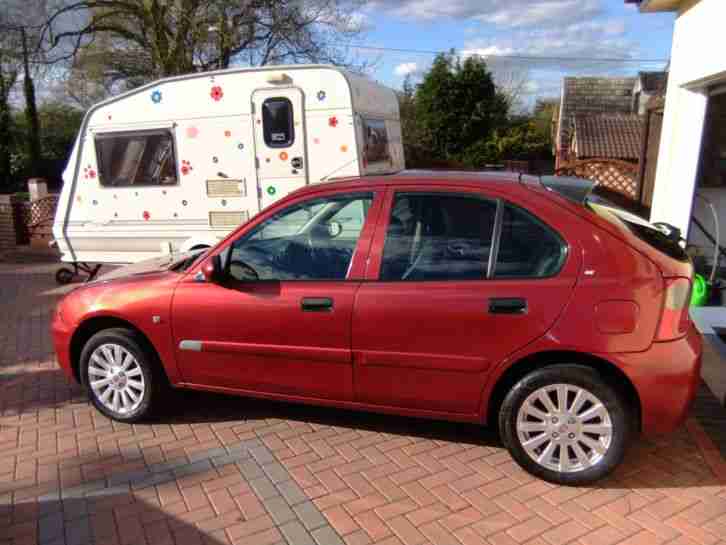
[52, 65, 403, 270]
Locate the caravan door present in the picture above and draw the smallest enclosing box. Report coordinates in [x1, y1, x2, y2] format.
[251, 88, 309, 210]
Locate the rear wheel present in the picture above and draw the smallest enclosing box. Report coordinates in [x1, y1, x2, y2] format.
[80, 328, 161, 422]
[499, 364, 631, 485]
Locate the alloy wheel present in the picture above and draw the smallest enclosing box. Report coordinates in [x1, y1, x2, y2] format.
[516, 383, 613, 473]
[88, 343, 146, 415]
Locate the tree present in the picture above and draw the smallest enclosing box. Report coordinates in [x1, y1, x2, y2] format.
[1, 1, 53, 181]
[0, 51, 19, 192]
[43, 0, 368, 89]
[414, 52, 508, 161]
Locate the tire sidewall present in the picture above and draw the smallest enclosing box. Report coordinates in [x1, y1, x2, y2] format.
[80, 329, 155, 422]
[500, 365, 631, 486]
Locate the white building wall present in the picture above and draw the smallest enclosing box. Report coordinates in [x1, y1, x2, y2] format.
[650, 0, 726, 235]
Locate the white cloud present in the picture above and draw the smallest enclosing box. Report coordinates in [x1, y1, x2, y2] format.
[367, 0, 603, 29]
[394, 62, 420, 77]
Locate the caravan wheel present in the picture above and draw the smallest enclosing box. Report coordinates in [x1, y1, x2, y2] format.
[55, 267, 75, 285]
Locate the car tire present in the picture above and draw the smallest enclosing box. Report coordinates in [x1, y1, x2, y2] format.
[499, 364, 631, 485]
[80, 328, 163, 423]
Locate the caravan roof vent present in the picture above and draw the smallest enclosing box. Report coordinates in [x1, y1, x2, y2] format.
[266, 72, 292, 85]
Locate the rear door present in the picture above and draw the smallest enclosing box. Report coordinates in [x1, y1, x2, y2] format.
[352, 186, 581, 415]
[252, 88, 308, 210]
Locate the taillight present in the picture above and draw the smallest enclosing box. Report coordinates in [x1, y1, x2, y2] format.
[656, 277, 692, 341]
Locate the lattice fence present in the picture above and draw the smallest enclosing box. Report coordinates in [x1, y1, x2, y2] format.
[11, 195, 59, 246]
[555, 158, 639, 201]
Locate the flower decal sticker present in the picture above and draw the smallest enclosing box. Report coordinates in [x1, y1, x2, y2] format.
[151, 90, 162, 104]
[210, 85, 224, 102]
[317, 90, 326, 101]
[279, 152, 288, 161]
[237, 143, 244, 150]
[181, 160, 193, 175]
[186, 126, 199, 139]
[328, 116, 338, 128]
[340, 145, 348, 153]
[224, 130, 232, 138]
[143, 211, 151, 221]
[83, 165, 97, 180]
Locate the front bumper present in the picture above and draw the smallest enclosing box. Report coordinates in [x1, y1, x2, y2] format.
[611, 323, 702, 435]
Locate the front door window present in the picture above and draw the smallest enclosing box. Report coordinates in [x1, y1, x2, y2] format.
[228, 193, 373, 281]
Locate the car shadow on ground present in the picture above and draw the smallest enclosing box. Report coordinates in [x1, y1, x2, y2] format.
[2, 368, 723, 495]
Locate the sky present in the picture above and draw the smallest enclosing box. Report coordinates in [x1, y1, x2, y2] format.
[351, 0, 676, 109]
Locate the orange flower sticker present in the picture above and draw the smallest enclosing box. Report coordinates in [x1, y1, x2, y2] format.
[279, 152, 288, 161]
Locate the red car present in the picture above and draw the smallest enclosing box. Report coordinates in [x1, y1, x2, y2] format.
[52, 172, 701, 484]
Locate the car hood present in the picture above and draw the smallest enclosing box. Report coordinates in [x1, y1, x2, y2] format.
[93, 250, 205, 283]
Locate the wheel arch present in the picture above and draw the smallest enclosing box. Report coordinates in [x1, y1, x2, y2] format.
[69, 315, 170, 386]
[485, 350, 641, 432]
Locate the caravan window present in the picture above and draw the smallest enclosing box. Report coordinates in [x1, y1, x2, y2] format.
[362, 118, 390, 165]
[262, 98, 294, 148]
[95, 129, 177, 187]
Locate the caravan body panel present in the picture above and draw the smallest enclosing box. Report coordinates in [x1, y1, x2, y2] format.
[54, 65, 402, 264]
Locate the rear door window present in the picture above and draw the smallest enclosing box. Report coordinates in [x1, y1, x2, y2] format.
[380, 193, 497, 281]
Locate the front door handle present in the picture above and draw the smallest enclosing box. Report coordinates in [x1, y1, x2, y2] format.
[301, 297, 333, 312]
[489, 297, 527, 314]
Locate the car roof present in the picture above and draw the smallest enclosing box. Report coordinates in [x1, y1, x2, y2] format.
[290, 170, 541, 198]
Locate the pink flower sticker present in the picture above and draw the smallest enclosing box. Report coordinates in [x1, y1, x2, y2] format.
[142, 211, 150, 221]
[181, 159, 193, 175]
[329, 116, 338, 128]
[186, 126, 199, 138]
[210, 86, 224, 102]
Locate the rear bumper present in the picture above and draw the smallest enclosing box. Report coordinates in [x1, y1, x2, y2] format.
[611, 324, 702, 435]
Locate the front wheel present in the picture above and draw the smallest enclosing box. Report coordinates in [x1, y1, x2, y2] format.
[80, 328, 160, 422]
[499, 365, 631, 485]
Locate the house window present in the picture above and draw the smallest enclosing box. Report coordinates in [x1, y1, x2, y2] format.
[262, 98, 294, 148]
[362, 118, 390, 165]
[95, 129, 177, 187]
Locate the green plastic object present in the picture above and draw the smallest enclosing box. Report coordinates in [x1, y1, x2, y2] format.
[691, 274, 710, 307]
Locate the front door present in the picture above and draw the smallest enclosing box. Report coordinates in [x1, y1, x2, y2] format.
[252, 88, 308, 210]
[172, 190, 381, 402]
[353, 188, 580, 415]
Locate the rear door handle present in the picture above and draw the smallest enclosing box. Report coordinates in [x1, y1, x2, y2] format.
[301, 297, 333, 312]
[489, 297, 527, 314]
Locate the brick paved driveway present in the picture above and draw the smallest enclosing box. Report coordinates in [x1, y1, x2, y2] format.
[3, 257, 726, 545]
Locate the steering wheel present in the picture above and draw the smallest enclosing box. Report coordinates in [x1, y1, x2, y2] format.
[229, 259, 259, 281]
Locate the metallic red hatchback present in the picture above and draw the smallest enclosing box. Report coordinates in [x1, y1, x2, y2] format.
[52, 172, 702, 484]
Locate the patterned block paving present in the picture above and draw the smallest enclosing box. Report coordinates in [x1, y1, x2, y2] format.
[3, 258, 726, 545]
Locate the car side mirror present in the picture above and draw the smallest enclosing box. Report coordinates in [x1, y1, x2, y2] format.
[201, 254, 223, 283]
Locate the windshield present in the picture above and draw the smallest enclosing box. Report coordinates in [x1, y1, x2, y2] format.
[587, 201, 689, 263]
